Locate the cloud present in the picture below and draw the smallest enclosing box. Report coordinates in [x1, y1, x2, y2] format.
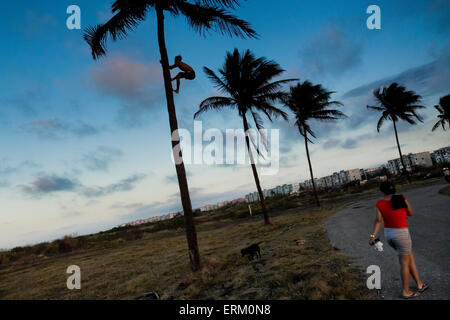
[0, 160, 40, 188]
[25, 119, 100, 139]
[299, 24, 363, 78]
[91, 56, 163, 104]
[341, 138, 359, 150]
[340, 44, 450, 132]
[110, 202, 145, 210]
[81, 174, 147, 198]
[21, 176, 78, 195]
[83, 146, 123, 172]
[322, 138, 341, 150]
[322, 132, 381, 151]
[165, 171, 193, 184]
[90, 56, 165, 128]
[114, 103, 155, 128]
[383, 144, 407, 152]
[2, 87, 46, 117]
[20, 173, 147, 198]
[344, 44, 450, 100]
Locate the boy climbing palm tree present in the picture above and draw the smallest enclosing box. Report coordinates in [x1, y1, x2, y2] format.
[169, 56, 196, 94]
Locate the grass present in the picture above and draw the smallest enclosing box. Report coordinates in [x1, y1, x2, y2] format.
[439, 185, 450, 196]
[0, 177, 444, 300]
[0, 204, 372, 300]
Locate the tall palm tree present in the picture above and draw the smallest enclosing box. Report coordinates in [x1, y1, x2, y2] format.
[367, 83, 425, 176]
[432, 94, 450, 132]
[281, 81, 346, 207]
[84, 0, 257, 272]
[195, 49, 296, 225]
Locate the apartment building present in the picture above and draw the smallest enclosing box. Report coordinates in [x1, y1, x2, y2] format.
[409, 152, 433, 168]
[348, 168, 362, 181]
[387, 152, 433, 175]
[431, 146, 450, 164]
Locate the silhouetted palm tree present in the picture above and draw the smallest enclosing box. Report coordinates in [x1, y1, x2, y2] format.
[281, 81, 345, 207]
[195, 49, 296, 225]
[367, 83, 425, 176]
[432, 94, 450, 132]
[84, 0, 257, 272]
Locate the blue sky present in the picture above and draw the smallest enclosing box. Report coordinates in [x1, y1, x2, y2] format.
[0, 0, 449, 248]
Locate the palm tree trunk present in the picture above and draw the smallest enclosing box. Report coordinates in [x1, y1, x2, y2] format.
[243, 116, 271, 225]
[156, 7, 200, 272]
[303, 128, 320, 207]
[392, 120, 409, 179]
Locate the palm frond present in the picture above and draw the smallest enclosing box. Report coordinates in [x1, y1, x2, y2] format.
[203, 67, 231, 94]
[376, 115, 388, 132]
[176, 2, 257, 38]
[251, 111, 268, 150]
[194, 96, 235, 118]
[297, 123, 314, 143]
[369, 82, 427, 131]
[84, 4, 148, 59]
[312, 109, 347, 119]
[253, 102, 288, 121]
[432, 121, 441, 132]
[255, 79, 298, 96]
[434, 105, 443, 113]
[367, 105, 384, 112]
[197, 0, 240, 9]
[282, 81, 344, 142]
[199, 48, 290, 132]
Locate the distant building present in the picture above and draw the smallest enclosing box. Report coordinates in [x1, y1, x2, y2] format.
[245, 183, 296, 202]
[119, 210, 183, 228]
[339, 170, 349, 184]
[245, 192, 260, 203]
[361, 168, 381, 180]
[231, 198, 246, 204]
[387, 152, 434, 175]
[323, 176, 334, 188]
[292, 183, 301, 193]
[275, 184, 293, 196]
[409, 152, 433, 168]
[431, 146, 450, 164]
[217, 201, 230, 208]
[302, 169, 361, 190]
[348, 169, 362, 182]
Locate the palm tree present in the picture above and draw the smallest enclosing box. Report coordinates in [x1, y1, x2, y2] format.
[195, 49, 296, 225]
[281, 81, 346, 207]
[84, 0, 257, 272]
[367, 83, 425, 176]
[432, 94, 450, 132]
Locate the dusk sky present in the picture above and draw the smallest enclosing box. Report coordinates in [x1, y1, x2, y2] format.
[1, 0, 449, 249]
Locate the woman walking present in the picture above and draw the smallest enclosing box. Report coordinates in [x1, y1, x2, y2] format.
[370, 181, 428, 299]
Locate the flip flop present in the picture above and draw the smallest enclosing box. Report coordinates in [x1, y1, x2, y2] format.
[417, 283, 429, 293]
[402, 291, 420, 299]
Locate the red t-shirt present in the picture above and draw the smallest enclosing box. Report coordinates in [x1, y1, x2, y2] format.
[376, 196, 408, 229]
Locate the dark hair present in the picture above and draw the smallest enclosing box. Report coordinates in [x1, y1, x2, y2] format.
[379, 181, 407, 210]
[380, 181, 396, 195]
[175, 55, 182, 62]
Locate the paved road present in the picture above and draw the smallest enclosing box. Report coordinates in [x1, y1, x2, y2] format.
[326, 183, 450, 300]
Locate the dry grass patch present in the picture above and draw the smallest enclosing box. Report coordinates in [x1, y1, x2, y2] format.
[0, 205, 372, 300]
